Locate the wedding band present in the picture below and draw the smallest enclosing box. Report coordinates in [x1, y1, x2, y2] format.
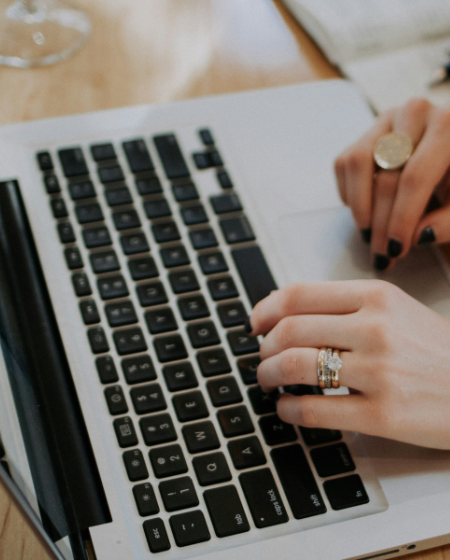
[317, 347, 343, 390]
[330, 350, 342, 389]
[373, 132, 413, 170]
[317, 347, 326, 389]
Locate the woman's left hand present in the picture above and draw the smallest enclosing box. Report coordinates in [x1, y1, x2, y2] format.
[250, 280, 450, 450]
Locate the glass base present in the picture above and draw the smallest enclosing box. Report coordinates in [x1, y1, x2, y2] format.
[0, 0, 91, 68]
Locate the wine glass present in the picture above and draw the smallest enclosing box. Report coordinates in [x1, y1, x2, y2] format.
[0, 0, 91, 68]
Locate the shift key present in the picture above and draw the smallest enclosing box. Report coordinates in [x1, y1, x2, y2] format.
[239, 468, 288, 528]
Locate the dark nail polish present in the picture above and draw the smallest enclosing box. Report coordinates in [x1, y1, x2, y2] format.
[244, 316, 252, 334]
[387, 238, 402, 258]
[373, 254, 390, 271]
[360, 228, 372, 244]
[418, 226, 436, 245]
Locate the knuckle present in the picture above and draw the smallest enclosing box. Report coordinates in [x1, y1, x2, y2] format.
[399, 168, 422, 192]
[346, 149, 367, 173]
[279, 283, 301, 315]
[297, 400, 320, 428]
[279, 350, 302, 384]
[403, 97, 430, 119]
[275, 316, 296, 347]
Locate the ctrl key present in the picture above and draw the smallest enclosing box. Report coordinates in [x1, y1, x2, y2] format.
[143, 518, 171, 553]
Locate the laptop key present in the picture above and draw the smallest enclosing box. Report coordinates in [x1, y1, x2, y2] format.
[128, 257, 158, 280]
[300, 427, 342, 446]
[210, 149, 223, 167]
[153, 134, 190, 180]
[178, 295, 209, 321]
[149, 444, 188, 478]
[193, 452, 232, 486]
[58, 147, 89, 177]
[169, 511, 210, 547]
[72, 272, 92, 296]
[310, 442, 356, 478]
[105, 301, 138, 327]
[248, 386, 277, 415]
[144, 198, 171, 219]
[160, 245, 190, 268]
[136, 281, 167, 307]
[79, 299, 100, 325]
[228, 436, 266, 470]
[113, 327, 147, 355]
[154, 335, 188, 363]
[113, 416, 138, 448]
[237, 356, 260, 385]
[82, 226, 112, 249]
[97, 275, 129, 300]
[199, 252, 228, 275]
[182, 421, 220, 454]
[187, 321, 220, 348]
[104, 385, 128, 415]
[87, 326, 109, 354]
[189, 227, 218, 250]
[192, 152, 211, 170]
[123, 139, 154, 173]
[75, 203, 104, 224]
[133, 483, 159, 517]
[217, 405, 254, 438]
[323, 474, 369, 511]
[169, 269, 199, 294]
[95, 355, 119, 384]
[159, 476, 198, 512]
[98, 164, 124, 184]
[50, 198, 68, 218]
[90, 143, 116, 162]
[217, 301, 246, 328]
[64, 247, 83, 270]
[143, 518, 170, 552]
[152, 221, 180, 243]
[140, 414, 177, 446]
[162, 362, 198, 392]
[136, 176, 163, 196]
[105, 186, 133, 207]
[216, 170, 233, 190]
[271, 444, 327, 519]
[58, 222, 76, 243]
[204, 485, 250, 538]
[130, 383, 167, 415]
[145, 308, 178, 334]
[172, 183, 199, 202]
[207, 276, 237, 300]
[259, 415, 297, 446]
[207, 377, 242, 407]
[180, 204, 208, 226]
[112, 209, 141, 230]
[121, 355, 157, 384]
[232, 245, 277, 306]
[227, 329, 259, 356]
[199, 128, 214, 146]
[37, 151, 53, 170]
[210, 194, 242, 215]
[123, 449, 149, 481]
[173, 391, 209, 422]
[197, 348, 231, 377]
[44, 175, 61, 194]
[68, 180, 96, 200]
[220, 217, 255, 244]
[90, 250, 120, 273]
[120, 232, 149, 255]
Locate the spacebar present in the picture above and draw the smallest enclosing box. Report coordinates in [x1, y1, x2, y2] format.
[231, 245, 277, 307]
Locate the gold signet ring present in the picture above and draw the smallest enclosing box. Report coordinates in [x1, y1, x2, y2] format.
[373, 132, 413, 170]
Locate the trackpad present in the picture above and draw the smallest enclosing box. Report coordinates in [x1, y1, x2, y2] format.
[278, 206, 450, 319]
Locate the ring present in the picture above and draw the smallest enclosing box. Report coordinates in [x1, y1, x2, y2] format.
[317, 347, 326, 389]
[330, 350, 342, 389]
[317, 347, 343, 390]
[373, 132, 413, 170]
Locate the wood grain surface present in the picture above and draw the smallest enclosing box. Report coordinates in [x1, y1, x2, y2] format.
[0, 1, 448, 559]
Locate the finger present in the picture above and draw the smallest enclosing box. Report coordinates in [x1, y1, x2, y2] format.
[415, 202, 450, 246]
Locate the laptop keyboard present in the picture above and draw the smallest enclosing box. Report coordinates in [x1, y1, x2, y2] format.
[35, 130, 371, 553]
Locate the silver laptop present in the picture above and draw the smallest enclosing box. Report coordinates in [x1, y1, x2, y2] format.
[0, 80, 449, 560]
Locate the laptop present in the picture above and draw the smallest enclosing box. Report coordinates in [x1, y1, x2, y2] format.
[0, 80, 449, 560]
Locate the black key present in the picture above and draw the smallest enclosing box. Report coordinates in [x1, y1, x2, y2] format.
[217, 405, 254, 438]
[197, 348, 231, 377]
[50, 198, 68, 218]
[154, 335, 188, 363]
[123, 139, 154, 173]
[121, 355, 157, 385]
[129, 257, 158, 280]
[228, 436, 266, 470]
[323, 474, 369, 511]
[37, 151, 53, 170]
[133, 483, 159, 517]
[237, 356, 260, 385]
[130, 383, 166, 415]
[169, 269, 199, 294]
[160, 245, 190, 268]
[113, 327, 147, 355]
[72, 272, 92, 296]
[96, 356, 119, 384]
[216, 170, 233, 190]
[136, 281, 167, 307]
[173, 391, 209, 422]
[271, 445, 327, 519]
[210, 194, 242, 215]
[123, 449, 148, 481]
[284, 384, 323, 396]
[44, 175, 60, 194]
[79, 299, 100, 325]
[90, 143, 116, 162]
[149, 444, 188, 479]
[178, 295, 209, 321]
[310, 443, 355, 478]
[75, 203, 104, 224]
[152, 221, 180, 243]
[163, 362, 198, 392]
[182, 421, 220, 454]
[140, 414, 177, 446]
[169, 511, 210, 547]
[207, 377, 242, 407]
[105, 186, 132, 207]
[189, 228, 218, 250]
[90, 250, 120, 273]
[259, 415, 297, 446]
[220, 217, 255, 244]
[153, 134, 190, 180]
[143, 518, 170, 552]
[159, 477, 198, 512]
[180, 205, 208, 226]
[239, 468, 288, 528]
[64, 247, 83, 270]
[210, 150, 223, 167]
[217, 301, 246, 328]
[172, 183, 199, 202]
[57, 222, 75, 243]
[105, 301, 138, 327]
[120, 232, 149, 255]
[145, 308, 178, 334]
[227, 330, 259, 356]
[113, 416, 138, 448]
[136, 176, 163, 196]
[193, 152, 212, 170]
[104, 385, 128, 415]
[248, 386, 277, 415]
[144, 198, 171, 219]
[112, 209, 141, 230]
[187, 321, 220, 349]
[204, 485, 249, 538]
[97, 275, 129, 300]
[83, 226, 112, 249]
[199, 128, 214, 146]
[193, 452, 232, 487]
[232, 245, 277, 307]
[199, 252, 228, 275]
[98, 164, 124, 184]
[88, 326, 109, 354]
[300, 427, 342, 447]
[58, 147, 88, 177]
[69, 180, 96, 200]
[208, 276, 238, 301]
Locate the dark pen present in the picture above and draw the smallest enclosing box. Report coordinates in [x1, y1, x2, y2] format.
[429, 60, 450, 87]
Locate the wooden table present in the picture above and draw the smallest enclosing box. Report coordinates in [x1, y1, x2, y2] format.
[0, 1, 448, 559]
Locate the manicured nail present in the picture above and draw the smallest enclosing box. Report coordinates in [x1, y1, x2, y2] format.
[418, 226, 436, 245]
[360, 228, 372, 244]
[387, 239, 402, 258]
[244, 316, 252, 334]
[373, 254, 390, 271]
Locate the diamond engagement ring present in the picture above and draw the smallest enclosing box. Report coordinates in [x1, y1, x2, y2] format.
[318, 347, 343, 390]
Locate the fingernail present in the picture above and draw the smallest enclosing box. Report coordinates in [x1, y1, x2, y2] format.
[373, 254, 390, 271]
[387, 239, 402, 258]
[360, 228, 372, 244]
[244, 315, 253, 334]
[418, 226, 436, 245]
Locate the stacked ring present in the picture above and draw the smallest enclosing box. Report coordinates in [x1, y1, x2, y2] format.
[317, 347, 343, 390]
[317, 347, 327, 389]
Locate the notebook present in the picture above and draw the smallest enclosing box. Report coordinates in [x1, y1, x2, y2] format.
[0, 80, 450, 560]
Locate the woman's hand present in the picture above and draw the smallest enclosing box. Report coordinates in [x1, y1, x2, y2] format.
[250, 280, 450, 449]
[334, 99, 450, 270]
